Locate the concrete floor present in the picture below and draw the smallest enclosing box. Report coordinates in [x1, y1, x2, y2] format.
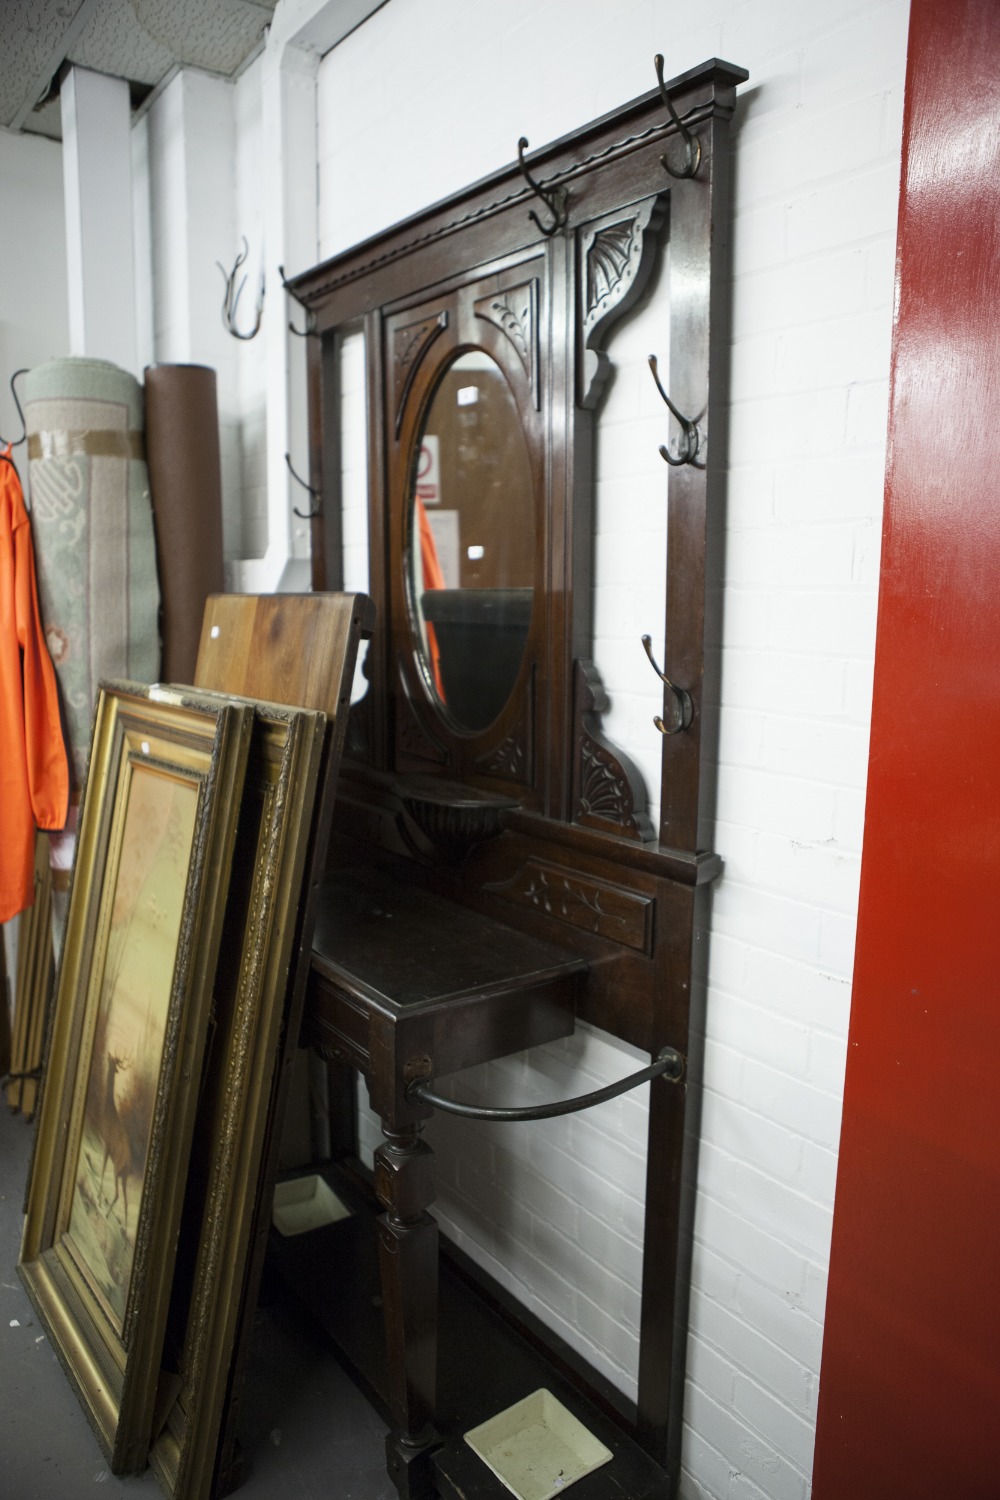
[0, 1102, 395, 1500]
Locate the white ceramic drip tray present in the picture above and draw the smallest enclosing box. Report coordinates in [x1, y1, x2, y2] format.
[272, 1174, 352, 1236]
[464, 1388, 614, 1500]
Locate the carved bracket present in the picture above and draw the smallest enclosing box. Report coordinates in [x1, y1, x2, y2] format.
[578, 194, 669, 410]
[572, 660, 655, 842]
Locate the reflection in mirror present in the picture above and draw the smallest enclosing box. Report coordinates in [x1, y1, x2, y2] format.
[408, 350, 534, 732]
[339, 327, 371, 703]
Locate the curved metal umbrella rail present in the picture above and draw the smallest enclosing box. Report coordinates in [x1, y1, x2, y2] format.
[406, 1046, 685, 1123]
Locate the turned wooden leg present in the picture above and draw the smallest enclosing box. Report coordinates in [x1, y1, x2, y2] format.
[375, 1121, 439, 1499]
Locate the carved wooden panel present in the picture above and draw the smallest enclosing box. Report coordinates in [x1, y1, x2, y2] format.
[392, 310, 448, 434]
[394, 679, 449, 770]
[572, 660, 654, 842]
[474, 280, 539, 405]
[472, 670, 535, 784]
[578, 195, 668, 409]
[486, 859, 653, 952]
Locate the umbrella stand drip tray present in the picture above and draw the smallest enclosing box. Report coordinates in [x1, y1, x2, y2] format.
[464, 1388, 614, 1500]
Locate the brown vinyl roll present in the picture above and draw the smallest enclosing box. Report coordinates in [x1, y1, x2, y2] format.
[144, 363, 225, 685]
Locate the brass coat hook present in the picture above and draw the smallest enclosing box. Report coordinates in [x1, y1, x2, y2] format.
[641, 634, 693, 735]
[278, 264, 319, 338]
[217, 236, 264, 340]
[648, 354, 704, 468]
[517, 136, 569, 236]
[654, 54, 702, 179]
[285, 452, 321, 519]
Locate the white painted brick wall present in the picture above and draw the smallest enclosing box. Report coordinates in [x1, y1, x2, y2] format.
[133, 64, 268, 564]
[0, 131, 69, 472]
[318, 3, 910, 1497]
[233, 55, 268, 562]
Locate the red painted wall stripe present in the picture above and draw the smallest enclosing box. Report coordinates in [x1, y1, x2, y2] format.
[812, 3, 1000, 1494]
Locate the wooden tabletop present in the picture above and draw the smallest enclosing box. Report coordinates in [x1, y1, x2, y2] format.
[311, 868, 587, 1015]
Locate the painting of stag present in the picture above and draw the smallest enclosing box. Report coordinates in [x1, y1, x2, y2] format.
[67, 765, 199, 1325]
[98, 1050, 136, 1228]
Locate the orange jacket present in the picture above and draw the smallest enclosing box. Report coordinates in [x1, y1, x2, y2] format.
[416, 497, 446, 701]
[0, 452, 68, 923]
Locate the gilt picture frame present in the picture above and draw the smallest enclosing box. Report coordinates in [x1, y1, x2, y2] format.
[146, 691, 327, 1500]
[19, 682, 254, 1474]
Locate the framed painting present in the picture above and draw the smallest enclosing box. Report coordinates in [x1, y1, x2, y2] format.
[19, 682, 254, 1473]
[144, 691, 327, 1500]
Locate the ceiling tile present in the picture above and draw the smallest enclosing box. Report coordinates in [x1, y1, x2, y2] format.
[4, 0, 279, 135]
[71, 0, 274, 80]
[0, 0, 79, 128]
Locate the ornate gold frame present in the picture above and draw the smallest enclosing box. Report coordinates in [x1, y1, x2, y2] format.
[19, 683, 254, 1473]
[147, 692, 327, 1500]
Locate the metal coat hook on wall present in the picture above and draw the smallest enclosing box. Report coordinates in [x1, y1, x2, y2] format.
[653, 54, 702, 179]
[641, 634, 693, 735]
[516, 136, 569, 236]
[278, 264, 319, 338]
[0, 368, 28, 451]
[285, 452, 321, 519]
[217, 237, 264, 340]
[648, 354, 705, 468]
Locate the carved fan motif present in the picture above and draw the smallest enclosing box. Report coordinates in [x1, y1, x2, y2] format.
[474, 281, 538, 401]
[578, 195, 668, 409]
[473, 677, 534, 783]
[586, 220, 639, 316]
[578, 739, 636, 822]
[572, 660, 654, 842]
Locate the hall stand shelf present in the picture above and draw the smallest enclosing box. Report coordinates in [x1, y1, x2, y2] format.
[270, 1165, 673, 1500]
[271, 53, 747, 1500]
[275, 863, 678, 1499]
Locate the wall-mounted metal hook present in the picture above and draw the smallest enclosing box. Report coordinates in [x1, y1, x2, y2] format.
[641, 634, 693, 735]
[517, 136, 569, 236]
[285, 451, 321, 519]
[648, 354, 704, 468]
[0, 369, 29, 450]
[653, 54, 702, 179]
[278, 263, 319, 338]
[217, 236, 264, 340]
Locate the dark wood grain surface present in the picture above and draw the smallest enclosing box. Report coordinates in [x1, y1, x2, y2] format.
[311, 869, 587, 1012]
[284, 55, 746, 1494]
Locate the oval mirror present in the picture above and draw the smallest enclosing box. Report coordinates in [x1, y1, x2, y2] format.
[408, 350, 535, 733]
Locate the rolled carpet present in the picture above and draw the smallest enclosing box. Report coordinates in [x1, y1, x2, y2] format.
[22, 356, 160, 790]
[144, 363, 225, 685]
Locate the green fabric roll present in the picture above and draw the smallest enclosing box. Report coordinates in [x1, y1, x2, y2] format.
[22, 357, 161, 789]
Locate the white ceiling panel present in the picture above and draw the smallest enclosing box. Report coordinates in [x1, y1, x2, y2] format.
[1, 0, 87, 129]
[67, 0, 175, 85]
[70, 0, 273, 83]
[2, 0, 278, 137]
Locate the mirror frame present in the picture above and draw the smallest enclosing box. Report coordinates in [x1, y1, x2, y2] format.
[404, 347, 538, 736]
[394, 290, 545, 763]
[292, 55, 747, 1480]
